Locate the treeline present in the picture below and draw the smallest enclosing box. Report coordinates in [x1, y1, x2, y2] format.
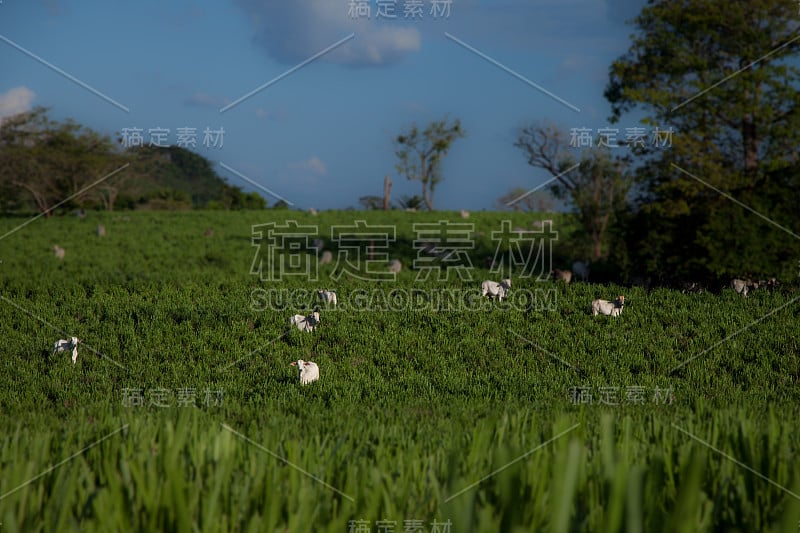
[499, 1, 800, 287]
[0, 107, 267, 213]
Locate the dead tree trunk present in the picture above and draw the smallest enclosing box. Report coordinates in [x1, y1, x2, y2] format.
[383, 175, 392, 211]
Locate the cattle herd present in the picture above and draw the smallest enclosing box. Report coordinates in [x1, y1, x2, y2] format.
[283, 270, 634, 384]
[48, 235, 785, 382]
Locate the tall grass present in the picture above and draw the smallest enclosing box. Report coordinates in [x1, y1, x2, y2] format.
[0, 210, 797, 531]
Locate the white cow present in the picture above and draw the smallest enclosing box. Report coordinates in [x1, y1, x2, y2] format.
[572, 261, 590, 282]
[481, 279, 511, 301]
[290, 359, 320, 385]
[731, 278, 756, 297]
[319, 250, 333, 265]
[591, 295, 625, 317]
[290, 311, 321, 332]
[460, 209, 470, 218]
[53, 336, 79, 364]
[53, 245, 66, 260]
[552, 269, 572, 284]
[388, 259, 402, 273]
[317, 289, 337, 306]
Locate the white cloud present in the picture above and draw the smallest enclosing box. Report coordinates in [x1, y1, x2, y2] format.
[0, 86, 36, 121]
[235, 0, 421, 67]
[290, 155, 327, 176]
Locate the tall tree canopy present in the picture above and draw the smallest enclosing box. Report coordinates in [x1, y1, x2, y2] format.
[0, 107, 123, 214]
[605, 0, 800, 281]
[0, 108, 266, 213]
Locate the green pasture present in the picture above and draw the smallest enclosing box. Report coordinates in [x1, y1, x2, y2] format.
[0, 210, 797, 532]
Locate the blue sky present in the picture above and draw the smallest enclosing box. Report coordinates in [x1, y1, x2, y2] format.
[0, 0, 647, 211]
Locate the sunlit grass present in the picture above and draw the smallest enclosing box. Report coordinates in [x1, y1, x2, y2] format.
[0, 210, 797, 531]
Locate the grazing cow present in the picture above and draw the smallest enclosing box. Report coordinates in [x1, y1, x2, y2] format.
[317, 289, 337, 306]
[308, 207, 318, 215]
[460, 209, 470, 218]
[552, 269, 572, 284]
[731, 278, 757, 297]
[53, 245, 66, 260]
[290, 359, 320, 385]
[319, 250, 333, 265]
[290, 312, 320, 332]
[591, 295, 625, 317]
[681, 281, 705, 294]
[388, 259, 402, 273]
[572, 261, 590, 282]
[759, 277, 780, 291]
[53, 337, 79, 364]
[481, 279, 511, 301]
[97, 224, 106, 237]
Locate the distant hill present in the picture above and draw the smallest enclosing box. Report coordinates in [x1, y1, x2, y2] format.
[123, 145, 261, 209]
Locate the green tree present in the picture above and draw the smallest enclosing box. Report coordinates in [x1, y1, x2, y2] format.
[0, 107, 123, 214]
[358, 195, 384, 210]
[515, 123, 632, 260]
[605, 0, 800, 280]
[394, 117, 465, 211]
[123, 145, 226, 207]
[395, 194, 425, 211]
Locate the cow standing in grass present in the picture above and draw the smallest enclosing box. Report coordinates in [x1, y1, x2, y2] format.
[290, 359, 319, 384]
[572, 261, 590, 282]
[290, 312, 320, 332]
[481, 279, 511, 301]
[552, 269, 572, 284]
[53, 337, 79, 364]
[591, 295, 624, 317]
[731, 278, 757, 297]
[317, 289, 337, 306]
